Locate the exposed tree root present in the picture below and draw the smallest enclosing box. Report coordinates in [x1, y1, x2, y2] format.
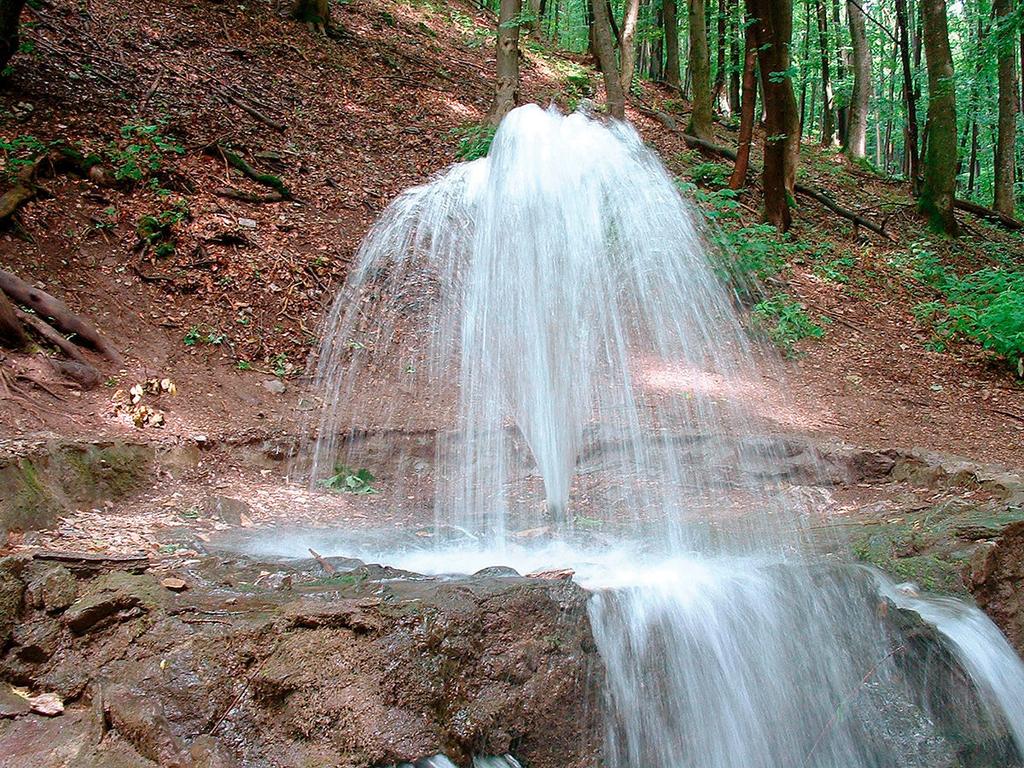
[0, 291, 27, 348]
[206, 144, 293, 199]
[214, 186, 286, 204]
[0, 269, 122, 366]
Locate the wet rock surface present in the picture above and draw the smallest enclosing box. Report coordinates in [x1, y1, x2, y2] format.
[0, 553, 602, 768]
[968, 520, 1024, 653]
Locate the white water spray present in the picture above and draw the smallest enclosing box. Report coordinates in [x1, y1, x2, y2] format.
[311, 105, 1024, 767]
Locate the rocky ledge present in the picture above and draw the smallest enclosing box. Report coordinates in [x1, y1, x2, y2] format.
[0, 553, 603, 768]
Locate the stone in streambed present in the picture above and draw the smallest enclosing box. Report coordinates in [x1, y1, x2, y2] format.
[0, 686, 30, 719]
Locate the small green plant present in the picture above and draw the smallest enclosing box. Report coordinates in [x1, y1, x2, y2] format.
[689, 162, 731, 188]
[753, 295, 829, 356]
[236, 360, 252, 371]
[272, 353, 289, 377]
[183, 325, 227, 347]
[136, 200, 189, 257]
[105, 119, 184, 183]
[451, 123, 496, 161]
[321, 465, 378, 494]
[0, 134, 48, 178]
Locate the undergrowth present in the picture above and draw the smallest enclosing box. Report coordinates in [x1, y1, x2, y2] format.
[451, 123, 496, 161]
[679, 163, 829, 356]
[897, 241, 1024, 376]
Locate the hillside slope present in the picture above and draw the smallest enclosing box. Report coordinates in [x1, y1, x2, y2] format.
[0, 0, 1022, 467]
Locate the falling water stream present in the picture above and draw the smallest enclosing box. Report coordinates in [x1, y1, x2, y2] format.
[310, 105, 1024, 767]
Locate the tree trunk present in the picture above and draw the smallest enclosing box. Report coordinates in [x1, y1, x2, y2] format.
[591, 0, 626, 118]
[918, 0, 958, 235]
[815, 0, 837, 146]
[832, 0, 848, 142]
[528, 0, 543, 37]
[844, 0, 869, 159]
[619, 0, 642, 93]
[729, 19, 759, 189]
[968, 120, 979, 195]
[0, 0, 26, 73]
[712, 0, 730, 113]
[729, 0, 741, 111]
[994, 0, 1018, 217]
[665, 0, 682, 90]
[687, 0, 714, 139]
[488, 0, 523, 124]
[748, 0, 800, 231]
[895, 0, 920, 194]
[290, 0, 329, 29]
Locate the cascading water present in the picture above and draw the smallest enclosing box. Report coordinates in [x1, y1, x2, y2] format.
[310, 104, 1024, 767]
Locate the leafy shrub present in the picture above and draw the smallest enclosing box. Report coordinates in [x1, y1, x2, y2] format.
[321, 465, 377, 494]
[753, 295, 829, 356]
[136, 200, 189, 257]
[105, 120, 184, 182]
[451, 123, 496, 161]
[901, 242, 1024, 375]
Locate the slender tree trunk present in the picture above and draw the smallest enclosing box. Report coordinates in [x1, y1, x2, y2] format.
[591, 0, 626, 118]
[968, 120, 979, 195]
[815, 0, 837, 145]
[729, 0, 741, 111]
[489, 0, 523, 124]
[799, 5, 811, 136]
[918, 0, 958, 234]
[527, 0, 542, 37]
[665, 0, 682, 90]
[650, 4, 665, 81]
[844, 0, 869, 158]
[994, 0, 1018, 217]
[729, 19, 759, 188]
[687, 0, 715, 139]
[619, 0, 642, 92]
[0, 0, 26, 72]
[712, 0, 730, 113]
[748, 0, 800, 231]
[832, 0, 848, 142]
[895, 0, 920, 194]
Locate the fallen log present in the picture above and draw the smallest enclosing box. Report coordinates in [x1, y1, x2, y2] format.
[0, 270, 122, 365]
[953, 198, 1022, 231]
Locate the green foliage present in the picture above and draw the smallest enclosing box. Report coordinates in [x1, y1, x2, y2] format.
[0, 134, 48, 178]
[689, 162, 731, 188]
[321, 465, 378, 494]
[183, 325, 226, 347]
[900, 242, 1024, 375]
[753, 295, 829, 356]
[499, 9, 538, 29]
[451, 123, 496, 161]
[136, 200, 189, 257]
[105, 120, 184, 183]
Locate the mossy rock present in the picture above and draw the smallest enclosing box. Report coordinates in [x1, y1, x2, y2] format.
[0, 441, 152, 537]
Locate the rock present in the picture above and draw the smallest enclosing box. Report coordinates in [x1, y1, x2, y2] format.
[526, 568, 574, 581]
[26, 564, 77, 613]
[473, 566, 521, 577]
[62, 572, 161, 634]
[202, 496, 252, 525]
[0, 686, 30, 719]
[160, 577, 187, 592]
[28, 692, 63, 716]
[12, 618, 60, 662]
[189, 735, 239, 768]
[968, 520, 1024, 653]
[0, 556, 26, 646]
[261, 379, 286, 395]
[237, 218, 257, 229]
[105, 686, 189, 767]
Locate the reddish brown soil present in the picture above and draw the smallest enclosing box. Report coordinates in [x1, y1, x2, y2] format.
[0, 0, 1021, 472]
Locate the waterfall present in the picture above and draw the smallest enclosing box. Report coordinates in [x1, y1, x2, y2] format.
[311, 104, 1024, 767]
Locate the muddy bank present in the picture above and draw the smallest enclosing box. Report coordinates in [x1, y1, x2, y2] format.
[0, 554, 602, 768]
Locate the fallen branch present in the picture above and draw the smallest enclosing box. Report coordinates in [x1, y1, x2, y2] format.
[214, 90, 287, 132]
[953, 198, 1022, 231]
[0, 155, 50, 223]
[0, 270, 122, 365]
[308, 548, 337, 575]
[676, 130, 894, 241]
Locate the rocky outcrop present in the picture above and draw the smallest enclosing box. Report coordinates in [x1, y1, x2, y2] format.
[967, 520, 1024, 653]
[0, 554, 603, 768]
